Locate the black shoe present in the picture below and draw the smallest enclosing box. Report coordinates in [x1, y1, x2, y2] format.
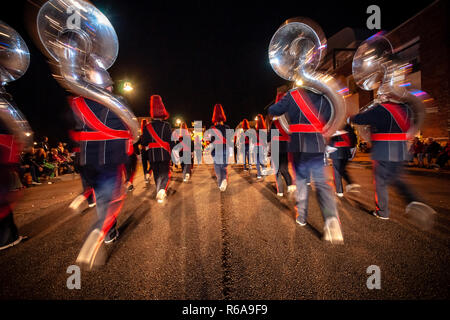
[104, 228, 119, 244]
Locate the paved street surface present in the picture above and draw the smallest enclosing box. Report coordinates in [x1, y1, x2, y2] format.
[0, 163, 449, 299]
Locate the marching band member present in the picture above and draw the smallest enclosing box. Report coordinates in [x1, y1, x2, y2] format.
[69, 85, 132, 244]
[139, 119, 151, 184]
[268, 88, 343, 243]
[268, 93, 295, 197]
[328, 122, 359, 197]
[176, 122, 194, 182]
[205, 104, 230, 192]
[141, 95, 173, 203]
[254, 114, 267, 180]
[351, 34, 435, 222]
[0, 21, 32, 250]
[351, 105, 433, 219]
[267, 18, 346, 243]
[241, 119, 251, 171]
[0, 117, 27, 250]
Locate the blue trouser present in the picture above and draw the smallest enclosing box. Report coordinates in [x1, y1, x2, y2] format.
[213, 151, 228, 186]
[273, 152, 292, 194]
[83, 165, 123, 236]
[255, 146, 265, 176]
[292, 153, 338, 224]
[373, 160, 417, 218]
[243, 145, 250, 170]
[332, 158, 352, 194]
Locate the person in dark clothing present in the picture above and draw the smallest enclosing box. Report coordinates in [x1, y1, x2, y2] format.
[254, 114, 267, 180]
[0, 120, 27, 250]
[351, 102, 435, 221]
[205, 104, 231, 191]
[69, 90, 132, 246]
[125, 140, 139, 191]
[141, 95, 173, 203]
[39, 136, 50, 154]
[268, 87, 343, 243]
[139, 119, 151, 184]
[267, 92, 295, 197]
[175, 123, 194, 182]
[240, 119, 251, 171]
[328, 123, 359, 197]
[432, 140, 449, 169]
[424, 138, 442, 168]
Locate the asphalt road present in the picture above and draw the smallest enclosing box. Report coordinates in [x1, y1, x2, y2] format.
[0, 162, 449, 299]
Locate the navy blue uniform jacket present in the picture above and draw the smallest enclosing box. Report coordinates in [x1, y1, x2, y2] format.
[268, 88, 332, 154]
[141, 119, 173, 162]
[351, 102, 412, 162]
[73, 98, 128, 168]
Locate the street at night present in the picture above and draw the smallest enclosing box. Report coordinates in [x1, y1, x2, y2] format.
[0, 0, 449, 314]
[1, 162, 448, 299]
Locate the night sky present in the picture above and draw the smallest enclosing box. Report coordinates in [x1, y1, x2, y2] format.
[3, 0, 435, 147]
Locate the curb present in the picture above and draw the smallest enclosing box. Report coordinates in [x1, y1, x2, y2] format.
[348, 162, 450, 179]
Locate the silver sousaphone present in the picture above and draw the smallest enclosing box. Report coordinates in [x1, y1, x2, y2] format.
[0, 20, 33, 152]
[268, 17, 347, 137]
[36, 0, 139, 142]
[352, 34, 426, 141]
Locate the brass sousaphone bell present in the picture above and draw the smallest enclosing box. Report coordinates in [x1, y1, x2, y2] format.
[352, 34, 426, 141]
[268, 17, 348, 137]
[36, 0, 139, 142]
[0, 20, 33, 151]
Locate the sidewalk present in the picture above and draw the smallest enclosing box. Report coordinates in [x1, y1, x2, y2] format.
[349, 152, 450, 179]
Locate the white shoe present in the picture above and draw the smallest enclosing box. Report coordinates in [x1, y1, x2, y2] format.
[306, 182, 311, 186]
[323, 217, 344, 244]
[156, 189, 166, 203]
[405, 201, 436, 230]
[88, 203, 96, 208]
[287, 185, 296, 193]
[32, 181, 42, 185]
[184, 173, 190, 182]
[69, 194, 86, 211]
[336, 192, 344, 198]
[345, 184, 361, 193]
[257, 176, 262, 180]
[0, 235, 27, 251]
[277, 193, 283, 197]
[219, 179, 228, 192]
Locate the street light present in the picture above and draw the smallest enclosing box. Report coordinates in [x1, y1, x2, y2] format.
[123, 81, 133, 92]
[295, 79, 303, 87]
[176, 118, 182, 126]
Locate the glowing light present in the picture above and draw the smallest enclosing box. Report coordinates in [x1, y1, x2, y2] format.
[123, 82, 133, 92]
[295, 79, 303, 87]
[25, 132, 31, 137]
[176, 119, 182, 125]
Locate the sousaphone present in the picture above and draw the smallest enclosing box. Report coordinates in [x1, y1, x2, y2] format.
[268, 17, 347, 137]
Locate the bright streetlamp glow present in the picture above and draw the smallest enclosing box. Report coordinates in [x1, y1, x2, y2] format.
[123, 81, 133, 92]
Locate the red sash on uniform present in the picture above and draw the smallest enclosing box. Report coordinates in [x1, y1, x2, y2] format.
[335, 133, 352, 147]
[289, 90, 325, 133]
[371, 103, 410, 141]
[146, 123, 171, 153]
[69, 97, 134, 155]
[212, 127, 227, 144]
[273, 120, 290, 141]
